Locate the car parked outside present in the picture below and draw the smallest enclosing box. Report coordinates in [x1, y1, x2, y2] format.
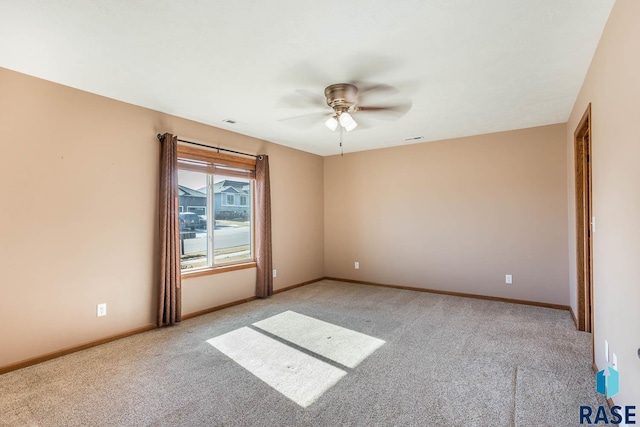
[179, 212, 200, 230]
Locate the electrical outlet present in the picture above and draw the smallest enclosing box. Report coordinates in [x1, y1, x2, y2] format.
[612, 353, 618, 370]
[605, 340, 609, 362]
[273, 269, 277, 278]
[505, 274, 512, 284]
[97, 303, 107, 317]
[355, 261, 360, 269]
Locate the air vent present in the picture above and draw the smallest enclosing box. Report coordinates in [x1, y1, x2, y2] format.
[222, 119, 237, 124]
[403, 136, 424, 141]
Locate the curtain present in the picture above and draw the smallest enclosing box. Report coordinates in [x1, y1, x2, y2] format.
[255, 155, 273, 298]
[158, 133, 182, 326]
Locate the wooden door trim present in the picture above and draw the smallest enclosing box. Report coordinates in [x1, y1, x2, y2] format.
[574, 103, 591, 139]
[574, 103, 593, 347]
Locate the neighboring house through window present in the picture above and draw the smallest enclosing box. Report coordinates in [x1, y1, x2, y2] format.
[176, 145, 256, 274]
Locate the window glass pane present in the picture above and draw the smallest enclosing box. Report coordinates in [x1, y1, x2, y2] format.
[178, 170, 209, 271]
[214, 176, 252, 264]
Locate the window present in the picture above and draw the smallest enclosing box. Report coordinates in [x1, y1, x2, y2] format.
[179, 206, 184, 212]
[240, 196, 247, 206]
[177, 145, 256, 274]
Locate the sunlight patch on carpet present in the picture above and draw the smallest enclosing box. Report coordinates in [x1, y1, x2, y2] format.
[207, 327, 346, 408]
[253, 310, 386, 368]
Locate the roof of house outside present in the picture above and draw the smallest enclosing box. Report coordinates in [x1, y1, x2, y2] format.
[179, 181, 249, 196]
[214, 180, 249, 195]
[178, 185, 206, 198]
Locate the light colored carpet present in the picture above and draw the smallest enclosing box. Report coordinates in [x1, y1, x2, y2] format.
[207, 326, 346, 408]
[515, 366, 609, 426]
[252, 310, 385, 368]
[0, 280, 605, 426]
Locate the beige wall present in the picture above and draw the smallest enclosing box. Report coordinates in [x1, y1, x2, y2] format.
[566, 0, 640, 405]
[325, 124, 569, 305]
[0, 68, 324, 369]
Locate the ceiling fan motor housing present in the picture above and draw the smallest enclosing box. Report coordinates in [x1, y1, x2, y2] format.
[325, 83, 357, 113]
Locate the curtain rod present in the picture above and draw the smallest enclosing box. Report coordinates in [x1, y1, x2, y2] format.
[156, 133, 260, 159]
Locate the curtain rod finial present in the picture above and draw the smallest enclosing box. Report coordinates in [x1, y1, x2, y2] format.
[157, 133, 166, 142]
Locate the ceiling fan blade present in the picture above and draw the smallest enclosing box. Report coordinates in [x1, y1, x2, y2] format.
[350, 115, 377, 130]
[277, 90, 327, 109]
[354, 82, 400, 103]
[278, 111, 332, 129]
[295, 89, 327, 105]
[357, 79, 421, 104]
[356, 101, 412, 120]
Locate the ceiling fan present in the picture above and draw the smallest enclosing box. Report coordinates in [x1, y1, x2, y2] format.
[278, 81, 412, 133]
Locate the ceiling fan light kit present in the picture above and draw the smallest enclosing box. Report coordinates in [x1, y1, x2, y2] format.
[324, 83, 360, 132]
[325, 116, 339, 131]
[324, 112, 358, 132]
[338, 112, 357, 131]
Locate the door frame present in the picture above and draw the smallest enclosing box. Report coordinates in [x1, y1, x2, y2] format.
[574, 103, 593, 334]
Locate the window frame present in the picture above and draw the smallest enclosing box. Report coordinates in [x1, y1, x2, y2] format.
[176, 144, 257, 277]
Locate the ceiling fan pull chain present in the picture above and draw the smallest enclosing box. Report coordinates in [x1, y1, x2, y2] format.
[340, 128, 344, 157]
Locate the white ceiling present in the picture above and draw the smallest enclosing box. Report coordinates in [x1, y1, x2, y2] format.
[0, 0, 614, 156]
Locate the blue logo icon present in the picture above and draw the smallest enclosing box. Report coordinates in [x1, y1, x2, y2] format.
[596, 365, 619, 399]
